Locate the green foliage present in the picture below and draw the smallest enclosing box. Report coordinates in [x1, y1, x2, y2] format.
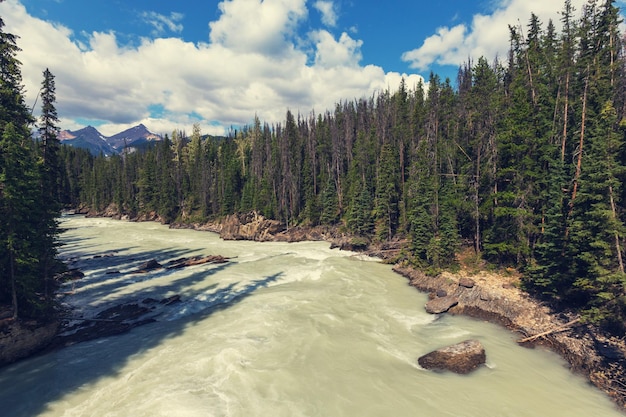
[55, 1, 626, 331]
[0, 21, 62, 319]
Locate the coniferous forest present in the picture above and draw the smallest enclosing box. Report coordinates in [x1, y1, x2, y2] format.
[0, 11, 62, 320]
[2, 1, 626, 332]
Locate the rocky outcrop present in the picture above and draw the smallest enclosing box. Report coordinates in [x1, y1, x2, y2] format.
[52, 295, 184, 348]
[201, 211, 286, 241]
[130, 255, 230, 274]
[425, 295, 459, 314]
[394, 266, 626, 410]
[165, 255, 229, 269]
[0, 320, 59, 366]
[131, 259, 163, 273]
[418, 339, 486, 374]
[176, 212, 355, 247]
[458, 277, 475, 288]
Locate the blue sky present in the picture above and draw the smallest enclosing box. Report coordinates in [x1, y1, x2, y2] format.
[1, 0, 623, 136]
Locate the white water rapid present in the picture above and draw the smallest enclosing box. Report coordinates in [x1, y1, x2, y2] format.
[0, 215, 622, 416]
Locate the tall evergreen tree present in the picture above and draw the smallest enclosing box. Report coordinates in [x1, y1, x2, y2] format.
[0, 10, 59, 318]
[374, 142, 399, 241]
[36, 68, 62, 301]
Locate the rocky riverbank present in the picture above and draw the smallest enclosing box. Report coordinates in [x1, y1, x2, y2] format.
[0, 318, 59, 367]
[394, 266, 626, 410]
[6, 208, 625, 411]
[168, 211, 626, 411]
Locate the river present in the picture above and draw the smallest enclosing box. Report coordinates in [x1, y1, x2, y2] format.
[0, 215, 622, 416]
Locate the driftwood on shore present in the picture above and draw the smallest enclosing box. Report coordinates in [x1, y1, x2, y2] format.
[518, 318, 582, 344]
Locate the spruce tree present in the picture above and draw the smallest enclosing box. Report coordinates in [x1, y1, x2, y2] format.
[36, 68, 62, 301]
[0, 123, 43, 318]
[374, 142, 399, 241]
[0, 12, 59, 318]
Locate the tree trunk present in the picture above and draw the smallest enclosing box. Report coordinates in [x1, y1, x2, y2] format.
[474, 149, 481, 254]
[561, 72, 570, 162]
[10, 250, 18, 320]
[608, 185, 625, 273]
[570, 69, 589, 208]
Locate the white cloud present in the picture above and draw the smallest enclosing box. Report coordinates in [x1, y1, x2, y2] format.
[310, 30, 362, 68]
[209, 0, 308, 56]
[313, 0, 337, 27]
[1, 0, 421, 136]
[140, 11, 184, 36]
[402, 0, 591, 71]
[402, 25, 467, 71]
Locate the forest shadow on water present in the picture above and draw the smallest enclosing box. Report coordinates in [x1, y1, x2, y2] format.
[0, 241, 284, 417]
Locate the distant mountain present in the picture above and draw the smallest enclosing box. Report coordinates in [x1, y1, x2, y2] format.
[106, 124, 162, 151]
[59, 126, 117, 156]
[59, 124, 162, 155]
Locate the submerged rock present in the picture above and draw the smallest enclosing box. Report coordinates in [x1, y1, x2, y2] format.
[56, 269, 85, 282]
[132, 259, 163, 273]
[418, 339, 486, 374]
[165, 255, 229, 269]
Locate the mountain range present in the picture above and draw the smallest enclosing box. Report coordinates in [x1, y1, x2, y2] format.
[58, 124, 162, 155]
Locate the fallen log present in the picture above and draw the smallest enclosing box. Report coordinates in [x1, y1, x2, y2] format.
[518, 318, 581, 344]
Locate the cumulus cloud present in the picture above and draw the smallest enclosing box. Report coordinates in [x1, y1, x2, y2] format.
[209, 0, 308, 56]
[402, 0, 590, 71]
[310, 30, 362, 68]
[1, 0, 419, 136]
[140, 11, 184, 36]
[402, 25, 466, 71]
[313, 0, 337, 27]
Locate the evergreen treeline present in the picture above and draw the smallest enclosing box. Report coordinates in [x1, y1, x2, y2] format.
[60, 0, 625, 330]
[0, 10, 63, 320]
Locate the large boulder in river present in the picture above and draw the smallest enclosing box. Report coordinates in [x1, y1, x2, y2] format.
[418, 339, 486, 374]
[425, 295, 459, 314]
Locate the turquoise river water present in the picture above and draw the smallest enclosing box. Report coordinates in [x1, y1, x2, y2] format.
[0, 215, 623, 416]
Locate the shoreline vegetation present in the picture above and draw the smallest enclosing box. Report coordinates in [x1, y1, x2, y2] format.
[1, 0, 625, 413]
[64, 208, 626, 412]
[0, 209, 624, 411]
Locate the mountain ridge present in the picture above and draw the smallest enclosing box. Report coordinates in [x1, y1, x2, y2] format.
[59, 124, 162, 155]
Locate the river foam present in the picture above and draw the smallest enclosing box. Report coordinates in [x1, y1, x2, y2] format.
[0, 215, 622, 417]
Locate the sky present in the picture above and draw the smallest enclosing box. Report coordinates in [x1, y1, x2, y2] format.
[0, 0, 624, 137]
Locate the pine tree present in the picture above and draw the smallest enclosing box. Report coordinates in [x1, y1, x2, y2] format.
[0, 12, 59, 318]
[38, 69, 61, 184]
[319, 177, 339, 225]
[0, 123, 43, 318]
[374, 142, 399, 241]
[36, 68, 62, 301]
